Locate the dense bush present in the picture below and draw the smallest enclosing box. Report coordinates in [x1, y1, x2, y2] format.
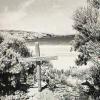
[0, 33, 36, 95]
[73, 0, 100, 99]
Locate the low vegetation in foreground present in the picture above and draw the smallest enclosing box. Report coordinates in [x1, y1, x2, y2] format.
[0, 32, 37, 98]
[0, 31, 91, 100]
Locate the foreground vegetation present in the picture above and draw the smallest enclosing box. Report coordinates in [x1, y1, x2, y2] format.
[0, 32, 37, 96]
[0, 31, 95, 100]
[73, 0, 100, 99]
[0, 32, 90, 99]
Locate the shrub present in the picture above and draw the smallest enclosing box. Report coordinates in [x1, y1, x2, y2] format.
[0, 32, 35, 95]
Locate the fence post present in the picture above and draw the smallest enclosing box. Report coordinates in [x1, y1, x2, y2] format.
[35, 42, 41, 92]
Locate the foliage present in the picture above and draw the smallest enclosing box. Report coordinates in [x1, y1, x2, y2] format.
[73, 0, 100, 99]
[0, 32, 36, 95]
[42, 67, 81, 90]
[73, 0, 100, 65]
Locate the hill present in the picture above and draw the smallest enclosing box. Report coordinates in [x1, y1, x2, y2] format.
[0, 30, 75, 41]
[0, 30, 55, 40]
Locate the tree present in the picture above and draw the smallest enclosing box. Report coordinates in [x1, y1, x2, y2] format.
[73, 0, 100, 65]
[0, 32, 36, 95]
[73, 0, 100, 99]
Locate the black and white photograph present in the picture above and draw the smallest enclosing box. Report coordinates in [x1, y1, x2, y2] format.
[0, 0, 100, 100]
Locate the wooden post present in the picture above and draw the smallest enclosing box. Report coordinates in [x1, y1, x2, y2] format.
[19, 42, 57, 92]
[35, 42, 41, 92]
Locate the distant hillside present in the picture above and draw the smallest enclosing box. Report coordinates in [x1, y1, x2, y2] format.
[0, 30, 75, 42]
[0, 30, 56, 40]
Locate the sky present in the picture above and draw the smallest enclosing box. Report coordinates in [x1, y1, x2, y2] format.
[0, 0, 86, 35]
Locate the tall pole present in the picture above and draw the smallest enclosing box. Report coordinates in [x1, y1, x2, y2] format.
[35, 42, 41, 92]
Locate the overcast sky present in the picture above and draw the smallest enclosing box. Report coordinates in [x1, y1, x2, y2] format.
[0, 0, 86, 35]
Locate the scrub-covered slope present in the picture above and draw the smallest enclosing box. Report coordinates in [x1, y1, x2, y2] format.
[0, 30, 55, 40]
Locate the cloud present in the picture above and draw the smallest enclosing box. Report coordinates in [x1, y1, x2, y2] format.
[0, 0, 86, 35]
[0, 0, 25, 12]
[0, 0, 35, 27]
[0, 11, 26, 26]
[20, 0, 35, 11]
